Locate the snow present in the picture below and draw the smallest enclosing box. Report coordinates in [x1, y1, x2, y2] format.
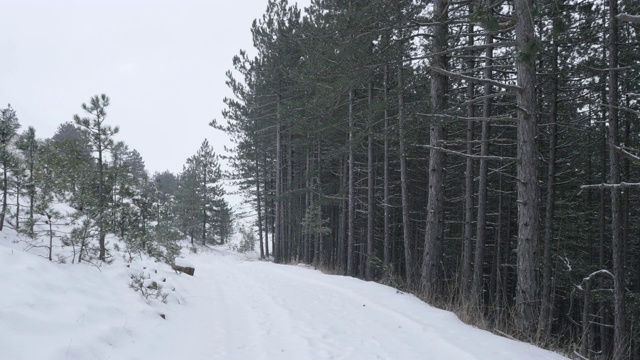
[174, 257, 195, 268]
[0, 232, 567, 360]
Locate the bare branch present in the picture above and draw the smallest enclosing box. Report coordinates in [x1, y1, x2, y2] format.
[418, 144, 517, 162]
[421, 113, 517, 122]
[614, 145, 640, 165]
[580, 182, 640, 190]
[429, 66, 522, 92]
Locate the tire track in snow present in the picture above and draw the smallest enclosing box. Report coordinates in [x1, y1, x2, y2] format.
[154, 248, 565, 360]
[239, 261, 477, 360]
[200, 251, 312, 359]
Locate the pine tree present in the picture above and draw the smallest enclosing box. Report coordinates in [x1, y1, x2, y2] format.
[16, 127, 38, 236]
[0, 104, 20, 231]
[74, 94, 119, 261]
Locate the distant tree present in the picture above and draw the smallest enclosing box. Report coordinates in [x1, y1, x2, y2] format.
[175, 162, 201, 244]
[74, 94, 119, 261]
[52, 122, 87, 145]
[45, 123, 95, 209]
[0, 104, 20, 231]
[195, 139, 223, 244]
[214, 199, 233, 244]
[175, 140, 225, 245]
[16, 127, 39, 235]
[153, 171, 178, 196]
[130, 187, 154, 252]
[109, 141, 142, 237]
[126, 149, 147, 183]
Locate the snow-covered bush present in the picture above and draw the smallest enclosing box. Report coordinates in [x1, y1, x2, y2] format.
[231, 225, 255, 253]
[129, 272, 168, 304]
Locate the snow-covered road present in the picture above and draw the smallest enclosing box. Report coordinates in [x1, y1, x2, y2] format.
[116, 247, 566, 360]
[1, 242, 567, 360]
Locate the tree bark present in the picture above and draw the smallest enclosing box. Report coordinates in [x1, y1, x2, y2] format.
[608, 0, 626, 356]
[347, 89, 356, 277]
[28, 141, 34, 235]
[97, 125, 106, 261]
[421, 0, 447, 297]
[338, 155, 348, 273]
[398, 38, 413, 288]
[514, 0, 540, 337]
[366, 82, 375, 281]
[275, 92, 283, 263]
[383, 64, 391, 271]
[539, 33, 559, 340]
[263, 151, 270, 258]
[256, 156, 265, 259]
[472, 9, 493, 307]
[0, 166, 6, 231]
[461, 5, 475, 301]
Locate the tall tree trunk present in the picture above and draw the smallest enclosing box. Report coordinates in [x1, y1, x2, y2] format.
[421, 0, 447, 297]
[47, 213, 53, 261]
[98, 140, 106, 261]
[514, 0, 540, 337]
[0, 165, 6, 231]
[599, 107, 609, 355]
[398, 39, 413, 288]
[304, 146, 311, 263]
[581, 279, 592, 355]
[287, 128, 294, 262]
[383, 63, 391, 271]
[275, 93, 283, 263]
[315, 116, 323, 266]
[15, 182, 20, 230]
[608, 0, 626, 356]
[366, 82, 375, 281]
[29, 145, 34, 235]
[202, 165, 208, 245]
[461, 6, 475, 301]
[263, 151, 270, 258]
[493, 155, 505, 320]
[539, 33, 559, 340]
[256, 158, 265, 259]
[473, 10, 493, 307]
[338, 155, 348, 273]
[347, 89, 356, 277]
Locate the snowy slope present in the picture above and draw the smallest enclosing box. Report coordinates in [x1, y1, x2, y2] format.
[0, 236, 567, 360]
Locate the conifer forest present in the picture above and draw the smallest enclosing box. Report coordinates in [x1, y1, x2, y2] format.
[0, 96, 233, 266]
[216, 0, 640, 358]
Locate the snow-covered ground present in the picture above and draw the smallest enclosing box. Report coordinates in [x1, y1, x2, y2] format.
[0, 230, 567, 360]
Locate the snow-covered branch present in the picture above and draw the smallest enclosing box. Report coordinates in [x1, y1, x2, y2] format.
[617, 13, 640, 24]
[575, 269, 613, 291]
[580, 182, 640, 190]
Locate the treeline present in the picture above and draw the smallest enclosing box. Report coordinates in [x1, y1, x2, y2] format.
[217, 0, 640, 358]
[0, 95, 232, 264]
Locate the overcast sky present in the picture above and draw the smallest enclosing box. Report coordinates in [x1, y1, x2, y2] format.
[0, 0, 309, 177]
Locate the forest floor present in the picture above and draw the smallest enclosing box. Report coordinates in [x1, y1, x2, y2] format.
[0, 228, 568, 360]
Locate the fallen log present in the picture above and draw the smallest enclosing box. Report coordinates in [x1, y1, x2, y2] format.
[172, 264, 195, 276]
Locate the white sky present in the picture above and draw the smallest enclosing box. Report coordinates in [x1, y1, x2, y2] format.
[0, 0, 310, 176]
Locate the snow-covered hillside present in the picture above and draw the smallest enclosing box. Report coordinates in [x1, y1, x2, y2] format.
[0, 231, 567, 360]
